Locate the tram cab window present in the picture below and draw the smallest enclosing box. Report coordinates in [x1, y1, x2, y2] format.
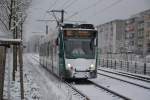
[72, 42, 85, 55]
[64, 39, 95, 59]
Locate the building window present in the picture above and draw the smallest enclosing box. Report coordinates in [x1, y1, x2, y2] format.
[131, 41, 134, 46]
[147, 22, 150, 28]
[147, 42, 150, 47]
[146, 32, 150, 37]
[100, 28, 103, 32]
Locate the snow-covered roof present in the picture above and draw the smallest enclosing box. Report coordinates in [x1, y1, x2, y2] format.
[0, 38, 22, 45]
[0, 31, 12, 38]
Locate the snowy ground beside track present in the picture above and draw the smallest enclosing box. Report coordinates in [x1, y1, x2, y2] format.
[3, 53, 81, 100]
[3, 53, 150, 100]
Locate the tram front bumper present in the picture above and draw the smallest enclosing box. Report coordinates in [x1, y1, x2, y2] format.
[72, 70, 96, 78]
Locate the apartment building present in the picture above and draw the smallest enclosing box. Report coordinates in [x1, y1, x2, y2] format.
[97, 9, 150, 56]
[97, 20, 125, 54]
[143, 13, 150, 55]
[125, 17, 138, 54]
[125, 9, 150, 55]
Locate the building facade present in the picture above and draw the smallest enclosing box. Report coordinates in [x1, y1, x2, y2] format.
[97, 9, 150, 56]
[125, 9, 150, 55]
[143, 13, 150, 55]
[97, 20, 125, 54]
[125, 17, 138, 54]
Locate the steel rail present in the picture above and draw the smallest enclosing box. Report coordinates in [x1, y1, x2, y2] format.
[98, 68, 150, 83]
[97, 72, 150, 90]
[117, 71, 150, 80]
[31, 56, 90, 100]
[89, 80, 131, 100]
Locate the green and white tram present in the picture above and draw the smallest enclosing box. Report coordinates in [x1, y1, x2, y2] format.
[39, 23, 98, 79]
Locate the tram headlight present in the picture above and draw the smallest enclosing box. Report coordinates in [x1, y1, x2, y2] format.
[67, 64, 71, 68]
[90, 64, 95, 70]
[67, 64, 73, 70]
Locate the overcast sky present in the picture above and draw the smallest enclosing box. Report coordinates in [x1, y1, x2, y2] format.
[24, 0, 150, 40]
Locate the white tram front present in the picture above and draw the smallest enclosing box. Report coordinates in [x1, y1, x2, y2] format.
[63, 24, 98, 79]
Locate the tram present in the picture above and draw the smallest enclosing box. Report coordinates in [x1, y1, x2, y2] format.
[39, 23, 98, 79]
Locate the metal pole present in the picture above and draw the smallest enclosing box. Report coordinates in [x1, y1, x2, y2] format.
[61, 9, 64, 23]
[144, 63, 146, 75]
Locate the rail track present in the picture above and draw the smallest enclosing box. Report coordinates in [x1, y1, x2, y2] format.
[30, 55, 90, 100]
[98, 69, 150, 90]
[115, 69, 150, 80]
[31, 55, 131, 100]
[74, 80, 131, 100]
[98, 68, 150, 83]
[29, 54, 150, 100]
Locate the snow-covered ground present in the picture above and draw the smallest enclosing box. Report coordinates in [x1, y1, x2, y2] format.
[90, 69, 150, 100]
[3, 53, 150, 100]
[3, 51, 42, 100]
[3, 53, 82, 100]
[74, 84, 123, 100]
[24, 53, 85, 100]
[3, 50, 20, 100]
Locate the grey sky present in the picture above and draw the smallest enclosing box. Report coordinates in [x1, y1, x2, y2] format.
[24, 0, 150, 40]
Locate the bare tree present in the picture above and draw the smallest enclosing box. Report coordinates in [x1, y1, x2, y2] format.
[0, 0, 32, 34]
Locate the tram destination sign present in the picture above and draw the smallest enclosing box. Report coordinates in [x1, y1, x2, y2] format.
[64, 30, 96, 38]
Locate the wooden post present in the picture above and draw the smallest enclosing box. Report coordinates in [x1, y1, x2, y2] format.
[0, 47, 6, 100]
[19, 45, 24, 99]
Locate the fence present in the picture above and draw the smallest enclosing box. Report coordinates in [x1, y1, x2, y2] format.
[97, 58, 150, 76]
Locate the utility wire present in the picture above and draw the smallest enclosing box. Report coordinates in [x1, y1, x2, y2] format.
[47, 0, 60, 11]
[66, 0, 104, 20]
[93, 0, 123, 16]
[58, 0, 71, 9]
[63, 0, 78, 10]
[43, 0, 60, 22]
[67, 0, 123, 20]
[79, 0, 104, 13]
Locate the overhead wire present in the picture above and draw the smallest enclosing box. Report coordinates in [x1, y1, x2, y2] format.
[79, 0, 104, 13]
[47, 0, 60, 11]
[42, 0, 60, 23]
[93, 0, 123, 16]
[63, 0, 79, 10]
[58, 0, 71, 9]
[65, 0, 104, 20]
[67, 0, 123, 21]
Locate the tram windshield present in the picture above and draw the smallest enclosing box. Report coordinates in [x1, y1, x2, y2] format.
[64, 39, 95, 59]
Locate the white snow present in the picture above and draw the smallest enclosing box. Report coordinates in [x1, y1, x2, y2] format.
[74, 84, 123, 100]
[24, 53, 84, 100]
[91, 72, 150, 100]
[3, 50, 22, 100]
[98, 68, 150, 88]
[3, 52, 150, 100]
[0, 38, 22, 42]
